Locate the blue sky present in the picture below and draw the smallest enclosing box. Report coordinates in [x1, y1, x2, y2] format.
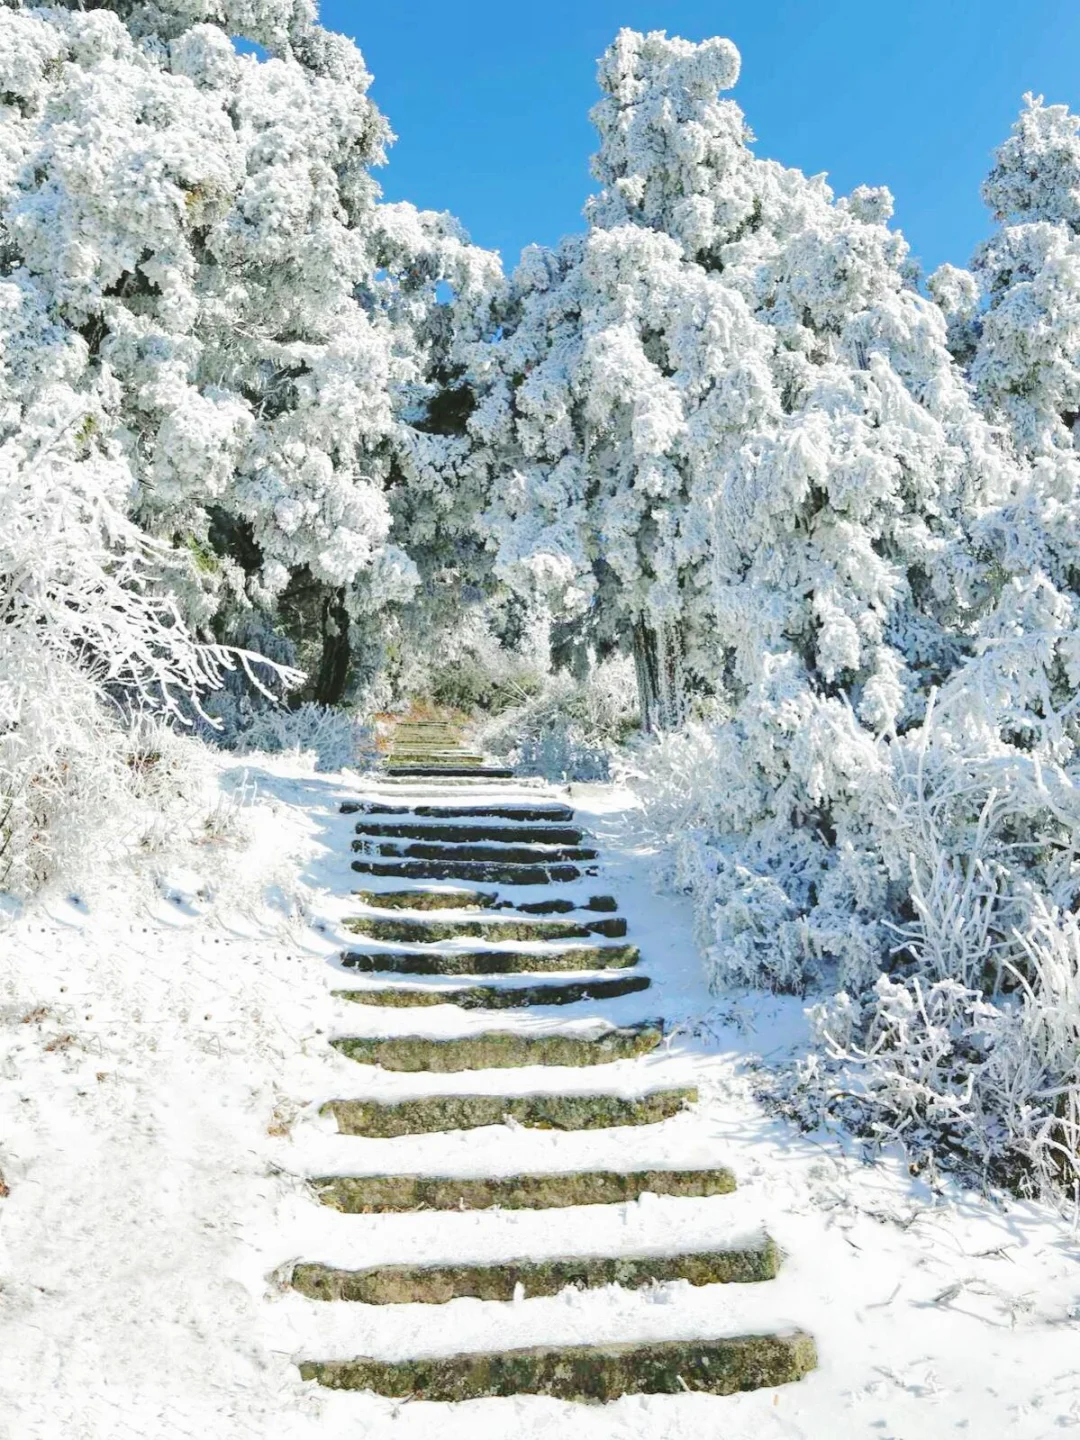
[319, 0, 1080, 278]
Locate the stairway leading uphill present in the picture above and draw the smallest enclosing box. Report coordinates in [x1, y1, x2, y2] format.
[289, 718, 818, 1405]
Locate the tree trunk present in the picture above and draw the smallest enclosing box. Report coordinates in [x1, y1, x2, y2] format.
[313, 586, 351, 707]
[632, 615, 686, 734]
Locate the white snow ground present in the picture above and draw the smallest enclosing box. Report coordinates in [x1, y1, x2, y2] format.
[1, 754, 1079, 1439]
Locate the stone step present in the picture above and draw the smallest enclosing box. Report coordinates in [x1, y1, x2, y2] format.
[360, 802, 577, 822]
[330, 1022, 663, 1072]
[351, 888, 500, 911]
[387, 759, 487, 770]
[371, 777, 541, 789]
[389, 738, 478, 747]
[339, 943, 639, 974]
[342, 914, 626, 942]
[357, 841, 598, 863]
[333, 973, 651, 1010]
[351, 859, 587, 885]
[350, 889, 618, 915]
[355, 822, 585, 846]
[291, 1235, 779, 1304]
[514, 893, 618, 913]
[322, 1085, 697, 1137]
[299, 1331, 818, 1400]
[312, 1164, 736, 1213]
[381, 765, 515, 779]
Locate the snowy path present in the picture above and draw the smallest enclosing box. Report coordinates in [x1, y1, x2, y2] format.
[282, 718, 815, 1401]
[2, 733, 1079, 1436]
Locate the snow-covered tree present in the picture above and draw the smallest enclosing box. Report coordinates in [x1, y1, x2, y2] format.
[482, 28, 1021, 997]
[0, 0, 501, 705]
[484, 30, 1014, 744]
[921, 98, 1080, 926]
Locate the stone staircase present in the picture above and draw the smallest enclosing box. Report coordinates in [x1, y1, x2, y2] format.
[290, 718, 817, 1405]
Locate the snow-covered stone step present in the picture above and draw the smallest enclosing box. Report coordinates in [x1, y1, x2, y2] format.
[343, 801, 576, 822]
[322, 1085, 697, 1136]
[351, 858, 589, 885]
[342, 913, 626, 942]
[385, 759, 489, 771]
[290, 1234, 779, 1304]
[311, 1165, 734, 1212]
[332, 973, 651, 1010]
[292, 1107, 724, 1183]
[350, 886, 501, 910]
[327, 991, 657, 1039]
[380, 765, 516, 779]
[356, 839, 599, 863]
[386, 744, 464, 751]
[292, 1179, 759, 1261]
[297, 1331, 817, 1401]
[354, 820, 586, 845]
[329, 1022, 662, 1072]
[359, 784, 551, 800]
[338, 942, 639, 973]
[350, 887, 618, 914]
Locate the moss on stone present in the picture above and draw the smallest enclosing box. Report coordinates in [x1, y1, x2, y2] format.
[382, 765, 514, 779]
[341, 914, 625, 943]
[352, 889, 499, 911]
[312, 1164, 735, 1213]
[298, 1330, 818, 1400]
[331, 1022, 662, 1072]
[338, 943, 639, 974]
[291, 1237, 779, 1304]
[361, 841, 598, 864]
[355, 822, 586, 846]
[322, 1085, 697, 1137]
[351, 859, 586, 885]
[411, 804, 575, 822]
[332, 973, 651, 1010]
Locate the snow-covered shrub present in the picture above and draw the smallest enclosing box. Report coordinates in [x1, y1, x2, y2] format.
[394, 602, 551, 716]
[798, 900, 1080, 1199]
[478, 654, 639, 782]
[228, 702, 374, 772]
[0, 409, 289, 895]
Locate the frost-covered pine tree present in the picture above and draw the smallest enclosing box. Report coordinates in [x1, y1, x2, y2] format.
[483, 29, 1018, 986]
[930, 96, 1080, 646]
[0, 0, 500, 706]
